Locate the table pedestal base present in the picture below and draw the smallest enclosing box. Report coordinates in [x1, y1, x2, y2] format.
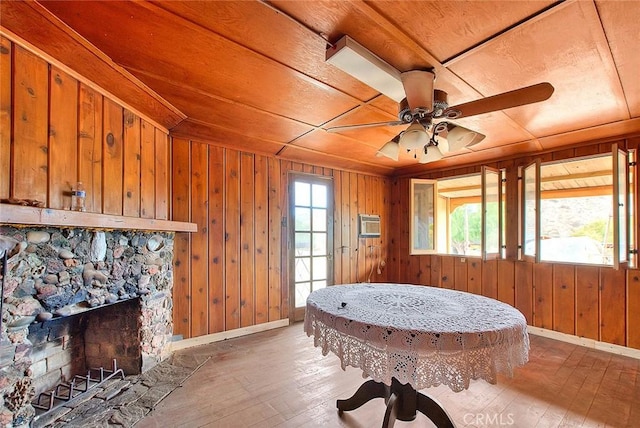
[337, 378, 455, 428]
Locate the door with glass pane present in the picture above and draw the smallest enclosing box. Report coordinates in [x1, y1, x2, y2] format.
[290, 174, 333, 322]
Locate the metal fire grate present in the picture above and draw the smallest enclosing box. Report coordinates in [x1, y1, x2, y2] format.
[32, 359, 125, 412]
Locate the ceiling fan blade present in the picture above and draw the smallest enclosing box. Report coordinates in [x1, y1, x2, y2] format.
[325, 120, 405, 133]
[441, 82, 554, 119]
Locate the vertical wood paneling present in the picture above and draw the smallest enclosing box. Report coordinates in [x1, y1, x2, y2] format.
[102, 98, 123, 215]
[553, 264, 575, 335]
[357, 174, 367, 282]
[77, 84, 102, 213]
[155, 129, 170, 219]
[48, 67, 78, 210]
[341, 171, 352, 283]
[497, 260, 515, 305]
[440, 256, 454, 289]
[503, 160, 519, 259]
[627, 269, 640, 349]
[417, 256, 430, 285]
[254, 154, 269, 325]
[349, 172, 359, 282]
[333, 170, 343, 284]
[600, 268, 626, 345]
[190, 141, 209, 337]
[467, 259, 482, 295]
[12, 46, 48, 202]
[430, 255, 441, 287]
[407, 254, 420, 284]
[388, 179, 400, 282]
[280, 160, 290, 318]
[140, 120, 156, 218]
[123, 110, 141, 217]
[576, 265, 600, 340]
[267, 157, 282, 321]
[0, 37, 11, 199]
[482, 259, 498, 298]
[209, 146, 225, 332]
[171, 138, 191, 339]
[225, 150, 241, 330]
[240, 153, 255, 327]
[533, 263, 553, 329]
[398, 178, 410, 283]
[514, 261, 533, 324]
[454, 258, 468, 291]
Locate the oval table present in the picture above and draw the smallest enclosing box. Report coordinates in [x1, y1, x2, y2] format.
[304, 283, 529, 428]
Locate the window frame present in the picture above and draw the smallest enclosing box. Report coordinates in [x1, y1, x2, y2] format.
[613, 143, 629, 269]
[520, 159, 540, 263]
[409, 178, 438, 255]
[518, 148, 634, 268]
[482, 166, 502, 260]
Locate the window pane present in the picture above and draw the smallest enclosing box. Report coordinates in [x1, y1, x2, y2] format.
[295, 232, 310, 256]
[295, 282, 311, 307]
[450, 204, 481, 255]
[312, 257, 327, 280]
[537, 155, 612, 265]
[312, 280, 327, 291]
[438, 174, 482, 255]
[295, 257, 311, 282]
[411, 179, 436, 254]
[312, 232, 326, 256]
[311, 184, 327, 208]
[312, 208, 327, 232]
[295, 182, 311, 207]
[295, 207, 311, 231]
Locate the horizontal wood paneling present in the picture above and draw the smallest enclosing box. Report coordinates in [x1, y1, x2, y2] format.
[1, 37, 171, 218]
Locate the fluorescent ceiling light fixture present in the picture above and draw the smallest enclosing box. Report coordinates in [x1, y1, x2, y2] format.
[326, 36, 405, 103]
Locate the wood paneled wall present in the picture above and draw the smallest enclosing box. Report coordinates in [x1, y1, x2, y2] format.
[0, 36, 171, 217]
[387, 140, 640, 350]
[170, 138, 390, 339]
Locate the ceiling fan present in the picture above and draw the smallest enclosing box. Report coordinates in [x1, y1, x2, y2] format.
[324, 36, 555, 163]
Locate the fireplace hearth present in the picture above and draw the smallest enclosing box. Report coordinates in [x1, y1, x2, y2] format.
[0, 225, 175, 426]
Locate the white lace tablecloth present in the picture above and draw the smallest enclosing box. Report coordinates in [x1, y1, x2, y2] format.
[304, 283, 529, 392]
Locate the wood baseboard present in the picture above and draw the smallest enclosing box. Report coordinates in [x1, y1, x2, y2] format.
[527, 325, 640, 360]
[169, 319, 290, 352]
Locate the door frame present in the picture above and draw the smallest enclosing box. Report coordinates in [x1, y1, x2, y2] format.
[288, 172, 334, 322]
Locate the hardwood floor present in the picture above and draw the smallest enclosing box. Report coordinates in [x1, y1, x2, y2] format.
[136, 324, 639, 427]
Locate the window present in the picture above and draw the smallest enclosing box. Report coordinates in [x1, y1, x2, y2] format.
[411, 168, 502, 258]
[520, 146, 633, 267]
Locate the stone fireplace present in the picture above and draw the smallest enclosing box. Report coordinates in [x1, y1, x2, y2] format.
[0, 225, 175, 426]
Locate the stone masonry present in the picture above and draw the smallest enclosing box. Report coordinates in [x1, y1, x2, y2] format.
[0, 226, 175, 427]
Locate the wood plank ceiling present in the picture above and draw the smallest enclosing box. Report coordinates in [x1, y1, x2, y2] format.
[2, 0, 639, 176]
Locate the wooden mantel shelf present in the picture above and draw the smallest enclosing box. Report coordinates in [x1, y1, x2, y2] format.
[0, 204, 197, 233]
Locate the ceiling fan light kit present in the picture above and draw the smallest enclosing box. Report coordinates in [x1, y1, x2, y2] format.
[325, 35, 554, 165]
[399, 121, 429, 150]
[419, 145, 444, 164]
[376, 138, 401, 161]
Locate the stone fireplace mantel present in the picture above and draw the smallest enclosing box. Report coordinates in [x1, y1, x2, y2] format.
[0, 204, 197, 233]
[1, 205, 196, 426]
